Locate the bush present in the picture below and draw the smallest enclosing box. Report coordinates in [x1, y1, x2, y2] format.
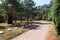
[51, 0, 60, 35]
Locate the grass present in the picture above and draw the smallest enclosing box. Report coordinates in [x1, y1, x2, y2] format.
[0, 27, 29, 40]
[0, 21, 38, 40]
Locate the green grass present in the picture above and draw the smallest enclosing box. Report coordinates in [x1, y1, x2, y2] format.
[0, 28, 29, 40]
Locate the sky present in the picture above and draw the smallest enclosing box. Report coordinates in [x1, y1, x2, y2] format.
[0, 1, 2, 4]
[0, 0, 51, 6]
[33, 0, 51, 6]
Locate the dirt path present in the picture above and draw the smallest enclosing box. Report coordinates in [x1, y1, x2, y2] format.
[11, 21, 51, 40]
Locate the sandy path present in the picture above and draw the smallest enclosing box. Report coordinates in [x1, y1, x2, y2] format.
[11, 21, 50, 40]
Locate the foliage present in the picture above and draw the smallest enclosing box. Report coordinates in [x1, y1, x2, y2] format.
[0, 0, 53, 23]
[51, 0, 60, 35]
[47, 0, 53, 21]
[23, 0, 35, 22]
[34, 5, 50, 20]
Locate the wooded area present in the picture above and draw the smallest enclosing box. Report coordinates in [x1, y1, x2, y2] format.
[0, 0, 52, 23]
[0, 0, 60, 36]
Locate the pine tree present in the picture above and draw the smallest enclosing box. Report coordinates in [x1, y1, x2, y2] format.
[24, 0, 35, 23]
[3, 0, 21, 24]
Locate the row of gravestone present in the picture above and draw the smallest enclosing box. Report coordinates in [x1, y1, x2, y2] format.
[0, 27, 19, 34]
[0, 23, 33, 34]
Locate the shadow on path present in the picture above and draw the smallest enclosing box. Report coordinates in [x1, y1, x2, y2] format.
[11, 21, 51, 40]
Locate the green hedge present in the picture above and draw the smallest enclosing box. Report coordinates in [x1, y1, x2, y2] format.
[51, 0, 60, 35]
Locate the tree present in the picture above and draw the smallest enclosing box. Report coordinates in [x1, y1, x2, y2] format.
[47, 0, 53, 21]
[35, 5, 49, 20]
[34, 6, 42, 20]
[24, 0, 35, 23]
[19, 2, 25, 23]
[1, 0, 21, 24]
[0, 1, 7, 23]
[51, 0, 60, 35]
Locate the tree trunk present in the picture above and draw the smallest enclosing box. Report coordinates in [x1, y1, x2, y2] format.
[26, 12, 29, 23]
[8, 13, 13, 24]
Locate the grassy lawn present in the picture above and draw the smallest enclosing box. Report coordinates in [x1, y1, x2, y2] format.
[0, 21, 39, 40]
[0, 27, 29, 40]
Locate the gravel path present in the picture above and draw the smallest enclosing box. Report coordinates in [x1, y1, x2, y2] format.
[11, 21, 50, 40]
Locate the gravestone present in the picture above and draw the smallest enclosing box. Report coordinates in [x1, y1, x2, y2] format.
[14, 27, 18, 30]
[0, 31, 4, 34]
[7, 28, 12, 31]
